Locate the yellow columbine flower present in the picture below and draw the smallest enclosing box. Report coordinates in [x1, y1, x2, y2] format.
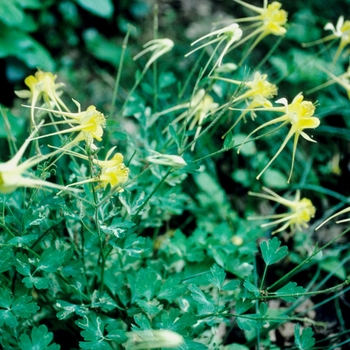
[94, 151, 129, 191]
[152, 89, 219, 151]
[212, 72, 278, 134]
[231, 0, 288, 63]
[238, 93, 320, 183]
[185, 23, 243, 72]
[172, 89, 219, 150]
[248, 187, 316, 234]
[303, 16, 350, 63]
[30, 103, 106, 149]
[15, 70, 68, 127]
[0, 125, 73, 194]
[134, 38, 174, 71]
[51, 147, 129, 192]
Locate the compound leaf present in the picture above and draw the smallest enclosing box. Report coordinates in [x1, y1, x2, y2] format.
[260, 237, 288, 266]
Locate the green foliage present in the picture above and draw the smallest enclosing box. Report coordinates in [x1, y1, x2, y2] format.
[294, 323, 316, 350]
[260, 237, 289, 266]
[1, 0, 350, 348]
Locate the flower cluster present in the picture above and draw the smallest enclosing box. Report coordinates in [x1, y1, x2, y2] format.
[4, 69, 129, 195]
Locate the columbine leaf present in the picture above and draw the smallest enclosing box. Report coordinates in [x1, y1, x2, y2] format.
[18, 325, 59, 350]
[275, 282, 306, 302]
[237, 314, 262, 331]
[132, 314, 151, 331]
[15, 253, 32, 276]
[294, 323, 315, 350]
[91, 290, 121, 312]
[8, 234, 38, 246]
[56, 300, 89, 320]
[169, 124, 181, 149]
[136, 268, 162, 301]
[11, 295, 39, 318]
[75, 312, 105, 346]
[206, 264, 226, 290]
[222, 280, 240, 291]
[36, 248, 65, 273]
[243, 280, 260, 297]
[188, 284, 215, 314]
[22, 276, 50, 289]
[260, 237, 288, 266]
[235, 298, 253, 315]
[0, 309, 17, 327]
[223, 132, 235, 150]
[0, 246, 14, 273]
[158, 277, 187, 302]
[259, 302, 268, 316]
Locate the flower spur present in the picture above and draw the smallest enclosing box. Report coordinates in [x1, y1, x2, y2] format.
[248, 187, 316, 234]
[237, 93, 320, 183]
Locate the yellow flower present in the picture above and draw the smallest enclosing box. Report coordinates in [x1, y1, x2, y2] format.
[30, 103, 106, 149]
[134, 38, 174, 71]
[185, 23, 243, 72]
[231, 0, 288, 63]
[53, 147, 129, 192]
[0, 125, 73, 194]
[324, 16, 350, 63]
[303, 16, 350, 63]
[15, 70, 68, 127]
[153, 89, 219, 151]
[172, 89, 219, 150]
[94, 151, 129, 191]
[212, 72, 278, 134]
[238, 93, 320, 183]
[248, 187, 316, 234]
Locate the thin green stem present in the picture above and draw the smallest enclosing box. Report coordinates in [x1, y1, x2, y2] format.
[110, 26, 131, 120]
[260, 278, 350, 300]
[266, 227, 350, 292]
[132, 168, 172, 221]
[260, 265, 268, 291]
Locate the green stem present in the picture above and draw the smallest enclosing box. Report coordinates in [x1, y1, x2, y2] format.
[260, 265, 268, 291]
[132, 168, 172, 221]
[260, 278, 350, 300]
[266, 227, 350, 292]
[110, 26, 131, 120]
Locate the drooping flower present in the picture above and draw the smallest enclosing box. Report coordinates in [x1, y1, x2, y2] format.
[303, 16, 350, 64]
[324, 16, 350, 63]
[146, 150, 187, 168]
[185, 23, 243, 72]
[152, 89, 219, 151]
[15, 70, 68, 127]
[125, 329, 184, 350]
[134, 38, 174, 71]
[0, 125, 74, 194]
[248, 187, 316, 234]
[230, 0, 288, 63]
[237, 93, 320, 182]
[29, 102, 106, 149]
